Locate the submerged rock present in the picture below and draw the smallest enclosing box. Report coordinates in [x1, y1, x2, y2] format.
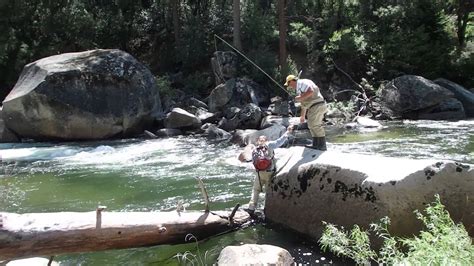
[217, 244, 294, 265]
[266, 147, 474, 242]
[2, 49, 161, 140]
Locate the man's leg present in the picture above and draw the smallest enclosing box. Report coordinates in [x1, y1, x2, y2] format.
[247, 171, 272, 211]
[307, 104, 328, 150]
[248, 172, 262, 211]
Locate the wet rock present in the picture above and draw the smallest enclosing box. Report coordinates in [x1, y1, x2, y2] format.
[355, 116, 382, 128]
[2, 49, 161, 140]
[217, 244, 294, 266]
[266, 147, 474, 244]
[155, 128, 183, 137]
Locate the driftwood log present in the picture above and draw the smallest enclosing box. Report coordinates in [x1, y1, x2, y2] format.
[0, 209, 250, 260]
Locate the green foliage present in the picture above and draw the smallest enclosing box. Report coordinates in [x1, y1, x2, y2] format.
[182, 71, 213, 97]
[289, 22, 312, 50]
[155, 75, 173, 98]
[241, 1, 277, 49]
[320, 223, 376, 264]
[0, 0, 472, 99]
[319, 195, 474, 265]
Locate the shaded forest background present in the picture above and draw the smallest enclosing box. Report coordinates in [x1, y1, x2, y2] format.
[0, 0, 473, 101]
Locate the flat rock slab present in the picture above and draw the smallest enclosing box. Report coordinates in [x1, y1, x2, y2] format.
[267, 147, 474, 240]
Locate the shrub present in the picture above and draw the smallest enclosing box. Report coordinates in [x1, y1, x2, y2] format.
[319, 195, 474, 265]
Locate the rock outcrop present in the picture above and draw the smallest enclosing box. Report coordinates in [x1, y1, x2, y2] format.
[2, 49, 161, 140]
[266, 147, 474, 242]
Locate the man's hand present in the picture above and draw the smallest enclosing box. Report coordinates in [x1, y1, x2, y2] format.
[299, 116, 305, 124]
[287, 124, 294, 133]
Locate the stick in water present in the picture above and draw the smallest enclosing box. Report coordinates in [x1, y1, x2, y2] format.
[196, 177, 210, 212]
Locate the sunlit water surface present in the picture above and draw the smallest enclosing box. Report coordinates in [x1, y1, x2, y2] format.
[0, 119, 472, 265]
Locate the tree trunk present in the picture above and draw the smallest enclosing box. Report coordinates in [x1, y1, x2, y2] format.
[0, 210, 250, 260]
[232, 0, 242, 51]
[171, 0, 181, 51]
[456, 0, 473, 48]
[278, 0, 287, 71]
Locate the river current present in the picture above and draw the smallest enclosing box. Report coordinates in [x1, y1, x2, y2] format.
[0, 119, 472, 265]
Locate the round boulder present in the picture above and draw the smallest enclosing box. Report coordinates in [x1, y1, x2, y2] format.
[2, 49, 161, 140]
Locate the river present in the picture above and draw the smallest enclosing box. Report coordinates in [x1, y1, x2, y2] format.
[0, 119, 472, 265]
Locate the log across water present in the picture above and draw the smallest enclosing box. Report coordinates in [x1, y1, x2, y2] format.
[0, 210, 250, 260]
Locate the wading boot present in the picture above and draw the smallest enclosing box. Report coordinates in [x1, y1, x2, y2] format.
[305, 137, 319, 149]
[316, 136, 327, 151]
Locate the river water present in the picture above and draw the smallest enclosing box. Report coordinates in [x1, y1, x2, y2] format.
[0, 119, 472, 265]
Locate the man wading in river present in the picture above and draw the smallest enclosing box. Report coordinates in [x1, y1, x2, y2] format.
[238, 126, 294, 215]
[285, 74, 328, 150]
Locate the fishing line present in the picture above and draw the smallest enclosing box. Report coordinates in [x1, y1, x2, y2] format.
[213, 34, 291, 96]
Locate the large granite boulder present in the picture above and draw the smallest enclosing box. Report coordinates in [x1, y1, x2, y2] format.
[266, 147, 474, 242]
[217, 244, 294, 265]
[2, 49, 161, 140]
[434, 78, 474, 117]
[378, 75, 455, 119]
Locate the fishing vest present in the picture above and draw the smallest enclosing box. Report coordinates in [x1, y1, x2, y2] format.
[252, 145, 274, 171]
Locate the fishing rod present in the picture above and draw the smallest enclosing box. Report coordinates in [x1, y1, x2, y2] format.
[213, 34, 291, 97]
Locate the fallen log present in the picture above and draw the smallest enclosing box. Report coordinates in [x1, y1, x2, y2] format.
[0, 209, 250, 260]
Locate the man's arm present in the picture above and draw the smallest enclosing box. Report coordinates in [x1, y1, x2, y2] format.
[295, 87, 314, 102]
[267, 126, 294, 149]
[300, 108, 307, 124]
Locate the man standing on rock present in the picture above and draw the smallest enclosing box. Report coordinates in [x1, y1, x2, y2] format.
[284, 75, 327, 150]
[238, 126, 293, 215]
